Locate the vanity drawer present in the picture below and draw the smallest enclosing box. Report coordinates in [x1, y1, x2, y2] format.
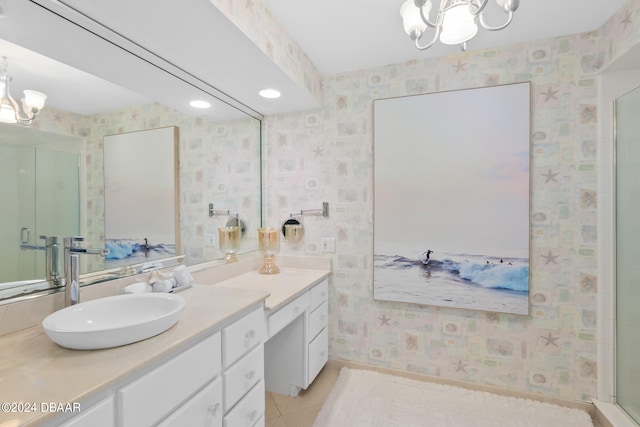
[307, 327, 328, 385]
[223, 380, 265, 427]
[59, 396, 114, 427]
[158, 378, 223, 427]
[267, 292, 309, 338]
[308, 300, 328, 340]
[118, 332, 221, 427]
[309, 279, 328, 311]
[223, 307, 265, 368]
[223, 345, 264, 413]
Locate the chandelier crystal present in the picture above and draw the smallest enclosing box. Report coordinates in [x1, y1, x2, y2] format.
[0, 56, 47, 126]
[400, 0, 519, 51]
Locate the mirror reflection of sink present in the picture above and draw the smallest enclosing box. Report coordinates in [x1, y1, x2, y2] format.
[42, 293, 186, 350]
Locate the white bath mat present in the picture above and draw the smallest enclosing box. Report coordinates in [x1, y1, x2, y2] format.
[313, 368, 593, 427]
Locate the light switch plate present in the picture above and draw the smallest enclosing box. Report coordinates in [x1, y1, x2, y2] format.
[321, 237, 335, 253]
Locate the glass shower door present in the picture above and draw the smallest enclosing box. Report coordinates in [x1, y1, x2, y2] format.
[615, 84, 640, 424]
[0, 143, 37, 283]
[0, 142, 81, 285]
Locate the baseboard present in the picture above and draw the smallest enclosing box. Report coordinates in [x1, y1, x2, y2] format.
[593, 400, 638, 427]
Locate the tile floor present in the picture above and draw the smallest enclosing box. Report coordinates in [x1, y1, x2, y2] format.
[265, 363, 340, 427]
[265, 360, 605, 427]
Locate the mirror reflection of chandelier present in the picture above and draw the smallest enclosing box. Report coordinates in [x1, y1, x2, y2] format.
[400, 0, 519, 51]
[0, 56, 47, 126]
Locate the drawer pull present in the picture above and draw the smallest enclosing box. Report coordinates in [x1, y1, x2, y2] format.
[247, 409, 258, 422]
[245, 370, 256, 381]
[244, 329, 256, 346]
[207, 403, 220, 418]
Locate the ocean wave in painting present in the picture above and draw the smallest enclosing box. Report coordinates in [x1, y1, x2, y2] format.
[105, 239, 175, 266]
[374, 252, 529, 314]
[375, 254, 528, 293]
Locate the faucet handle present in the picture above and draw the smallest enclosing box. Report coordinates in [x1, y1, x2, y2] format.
[85, 247, 110, 256]
[64, 236, 84, 248]
[63, 236, 108, 256]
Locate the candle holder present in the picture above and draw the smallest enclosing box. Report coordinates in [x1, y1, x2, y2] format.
[258, 227, 280, 274]
[218, 226, 241, 263]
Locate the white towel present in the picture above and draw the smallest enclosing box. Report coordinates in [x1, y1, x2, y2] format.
[122, 282, 152, 294]
[173, 265, 193, 287]
[152, 279, 174, 293]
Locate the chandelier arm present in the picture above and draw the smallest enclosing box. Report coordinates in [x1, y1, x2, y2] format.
[468, 0, 489, 16]
[17, 117, 34, 126]
[13, 98, 38, 123]
[414, 25, 441, 50]
[3, 93, 34, 125]
[478, 10, 513, 31]
[418, 2, 438, 28]
[15, 109, 37, 123]
[0, 57, 45, 126]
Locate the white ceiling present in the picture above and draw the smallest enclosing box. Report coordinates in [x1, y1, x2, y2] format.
[0, 0, 320, 120]
[0, 39, 152, 115]
[265, 0, 631, 74]
[0, 0, 632, 119]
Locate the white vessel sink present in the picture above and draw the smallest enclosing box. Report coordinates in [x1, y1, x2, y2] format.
[42, 293, 186, 350]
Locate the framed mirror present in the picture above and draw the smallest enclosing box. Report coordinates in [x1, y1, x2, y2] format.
[0, 1, 262, 303]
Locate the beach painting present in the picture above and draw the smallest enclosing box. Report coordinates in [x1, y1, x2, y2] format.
[103, 126, 179, 268]
[373, 83, 531, 315]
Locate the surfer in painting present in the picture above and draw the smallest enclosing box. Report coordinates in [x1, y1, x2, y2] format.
[421, 250, 433, 265]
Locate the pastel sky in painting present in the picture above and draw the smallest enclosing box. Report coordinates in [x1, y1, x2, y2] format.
[104, 127, 176, 244]
[374, 83, 530, 258]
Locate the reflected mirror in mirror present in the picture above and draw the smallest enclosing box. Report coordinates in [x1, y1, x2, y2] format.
[104, 127, 179, 268]
[0, 22, 261, 303]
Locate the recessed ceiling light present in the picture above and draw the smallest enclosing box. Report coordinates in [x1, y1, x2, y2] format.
[259, 89, 281, 99]
[190, 100, 211, 109]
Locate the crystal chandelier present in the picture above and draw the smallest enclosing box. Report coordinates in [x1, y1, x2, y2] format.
[400, 0, 519, 51]
[0, 56, 47, 126]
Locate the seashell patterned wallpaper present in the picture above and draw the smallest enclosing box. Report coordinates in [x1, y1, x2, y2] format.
[251, 0, 640, 401]
[29, 103, 261, 272]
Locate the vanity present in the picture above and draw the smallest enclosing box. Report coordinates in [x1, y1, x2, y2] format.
[0, 257, 331, 427]
[207, 267, 330, 396]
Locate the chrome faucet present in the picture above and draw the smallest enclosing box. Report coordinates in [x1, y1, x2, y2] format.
[64, 236, 109, 306]
[20, 235, 64, 287]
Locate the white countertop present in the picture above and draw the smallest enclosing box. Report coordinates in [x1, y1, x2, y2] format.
[0, 285, 268, 427]
[0, 262, 331, 427]
[210, 268, 330, 311]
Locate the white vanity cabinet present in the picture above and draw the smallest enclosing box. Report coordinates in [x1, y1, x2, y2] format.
[47, 306, 266, 427]
[58, 396, 114, 427]
[307, 281, 329, 385]
[10, 268, 332, 427]
[222, 307, 265, 427]
[118, 332, 223, 427]
[158, 378, 223, 427]
[264, 279, 329, 396]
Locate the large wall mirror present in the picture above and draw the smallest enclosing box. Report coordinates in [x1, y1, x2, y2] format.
[0, 1, 262, 303]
